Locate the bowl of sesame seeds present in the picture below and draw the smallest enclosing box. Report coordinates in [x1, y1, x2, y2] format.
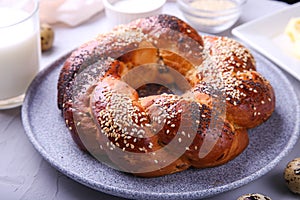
[177, 0, 247, 33]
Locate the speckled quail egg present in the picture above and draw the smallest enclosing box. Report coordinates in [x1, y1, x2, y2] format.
[284, 157, 300, 194]
[40, 23, 54, 51]
[237, 193, 272, 200]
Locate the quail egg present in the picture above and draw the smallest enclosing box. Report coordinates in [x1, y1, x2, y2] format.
[284, 157, 300, 194]
[40, 23, 54, 51]
[237, 193, 272, 200]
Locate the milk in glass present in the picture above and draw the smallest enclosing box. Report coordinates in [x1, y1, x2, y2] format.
[0, 5, 40, 108]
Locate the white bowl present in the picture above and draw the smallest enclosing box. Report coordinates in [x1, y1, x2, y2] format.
[103, 0, 166, 26]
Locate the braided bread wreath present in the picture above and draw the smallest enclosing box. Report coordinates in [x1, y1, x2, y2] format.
[57, 14, 275, 177]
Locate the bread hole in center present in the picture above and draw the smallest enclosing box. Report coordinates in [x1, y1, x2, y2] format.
[122, 63, 192, 97]
[118, 48, 197, 97]
[136, 83, 174, 97]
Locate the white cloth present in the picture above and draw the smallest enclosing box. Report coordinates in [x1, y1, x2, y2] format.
[39, 0, 104, 26]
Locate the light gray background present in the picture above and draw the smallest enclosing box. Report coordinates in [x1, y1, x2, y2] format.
[1, 0, 299, 199]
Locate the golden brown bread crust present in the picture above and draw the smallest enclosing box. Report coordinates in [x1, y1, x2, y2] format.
[57, 14, 204, 151]
[57, 14, 203, 109]
[201, 36, 275, 129]
[57, 14, 275, 177]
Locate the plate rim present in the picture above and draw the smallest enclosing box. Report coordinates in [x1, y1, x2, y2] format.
[21, 50, 300, 199]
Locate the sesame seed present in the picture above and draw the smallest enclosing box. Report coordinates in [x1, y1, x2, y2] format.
[137, 129, 145, 135]
[148, 142, 153, 149]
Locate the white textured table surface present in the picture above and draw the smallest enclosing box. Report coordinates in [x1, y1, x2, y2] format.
[1, 0, 300, 200]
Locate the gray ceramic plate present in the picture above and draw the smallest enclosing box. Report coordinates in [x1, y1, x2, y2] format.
[22, 51, 300, 200]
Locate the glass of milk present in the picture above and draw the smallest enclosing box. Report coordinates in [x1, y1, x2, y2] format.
[0, 0, 40, 109]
